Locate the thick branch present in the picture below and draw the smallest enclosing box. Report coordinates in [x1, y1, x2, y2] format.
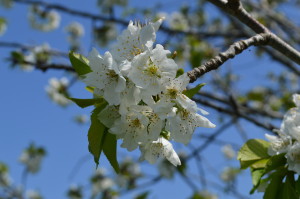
[207, 0, 300, 65]
[187, 33, 270, 82]
[228, 18, 300, 75]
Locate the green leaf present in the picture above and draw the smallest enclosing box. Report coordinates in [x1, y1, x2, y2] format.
[103, 131, 119, 173]
[11, 51, 25, 63]
[183, 83, 206, 99]
[264, 153, 286, 173]
[251, 168, 265, 187]
[69, 51, 92, 76]
[279, 173, 298, 199]
[69, 97, 104, 108]
[252, 158, 270, 169]
[238, 139, 270, 169]
[85, 86, 95, 93]
[295, 176, 300, 196]
[88, 104, 107, 166]
[263, 171, 285, 199]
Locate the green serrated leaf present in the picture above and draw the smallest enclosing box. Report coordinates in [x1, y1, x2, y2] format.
[69, 51, 92, 76]
[183, 83, 206, 99]
[88, 104, 107, 166]
[69, 97, 104, 108]
[103, 131, 119, 173]
[238, 139, 270, 169]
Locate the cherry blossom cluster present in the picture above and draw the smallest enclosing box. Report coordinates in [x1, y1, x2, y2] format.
[82, 18, 215, 166]
[19, 144, 46, 174]
[28, 5, 60, 32]
[265, 94, 300, 174]
[45, 77, 70, 107]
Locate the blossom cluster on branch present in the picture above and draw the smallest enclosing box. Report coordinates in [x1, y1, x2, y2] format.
[79, 18, 215, 166]
[265, 94, 300, 173]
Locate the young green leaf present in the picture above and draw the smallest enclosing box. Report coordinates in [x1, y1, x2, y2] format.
[87, 103, 107, 167]
[251, 168, 265, 187]
[183, 83, 206, 99]
[69, 97, 104, 108]
[69, 51, 92, 76]
[102, 131, 119, 173]
[279, 173, 298, 199]
[263, 171, 285, 199]
[237, 139, 270, 169]
[11, 51, 25, 65]
[264, 153, 286, 174]
[85, 86, 94, 93]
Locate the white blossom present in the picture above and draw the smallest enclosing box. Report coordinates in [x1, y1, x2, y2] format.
[166, 99, 215, 144]
[293, 93, 300, 107]
[118, 80, 141, 115]
[110, 18, 164, 63]
[27, 190, 43, 199]
[220, 167, 239, 182]
[91, 169, 114, 195]
[19, 149, 45, 174]
[83, 48, 126, 105]
[153, 74, 190, 118]
[29, 6, 60, 31]
[265, 132, 292, 155]
[280, 106, 300, 142]
[128, 44, 178, 98]
[158, 159, 176, 178]
[221, 144, 236, 159]
[286, 142, 300, 174]
[20, 43, 50, 71]
[66, 22, 84, 38]
[45, 77, 70, 107]
[116, 157, 141, 188]
[110, 105, 162, 151]
[139, 137, 181, 166]
[169, 12, 189, 31]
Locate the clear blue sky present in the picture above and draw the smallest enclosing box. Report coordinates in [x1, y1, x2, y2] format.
[0, 0, 286, 198]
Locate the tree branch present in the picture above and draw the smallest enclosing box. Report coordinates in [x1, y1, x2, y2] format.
[0, 41, 68, 57]
[207, 0, 300, 65]
[194, 97, 278, 132]
[12, 0, 244, 39]
[187, 33, 270, 82]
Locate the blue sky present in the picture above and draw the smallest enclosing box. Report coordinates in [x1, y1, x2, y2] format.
[0, 0, 287, 198]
